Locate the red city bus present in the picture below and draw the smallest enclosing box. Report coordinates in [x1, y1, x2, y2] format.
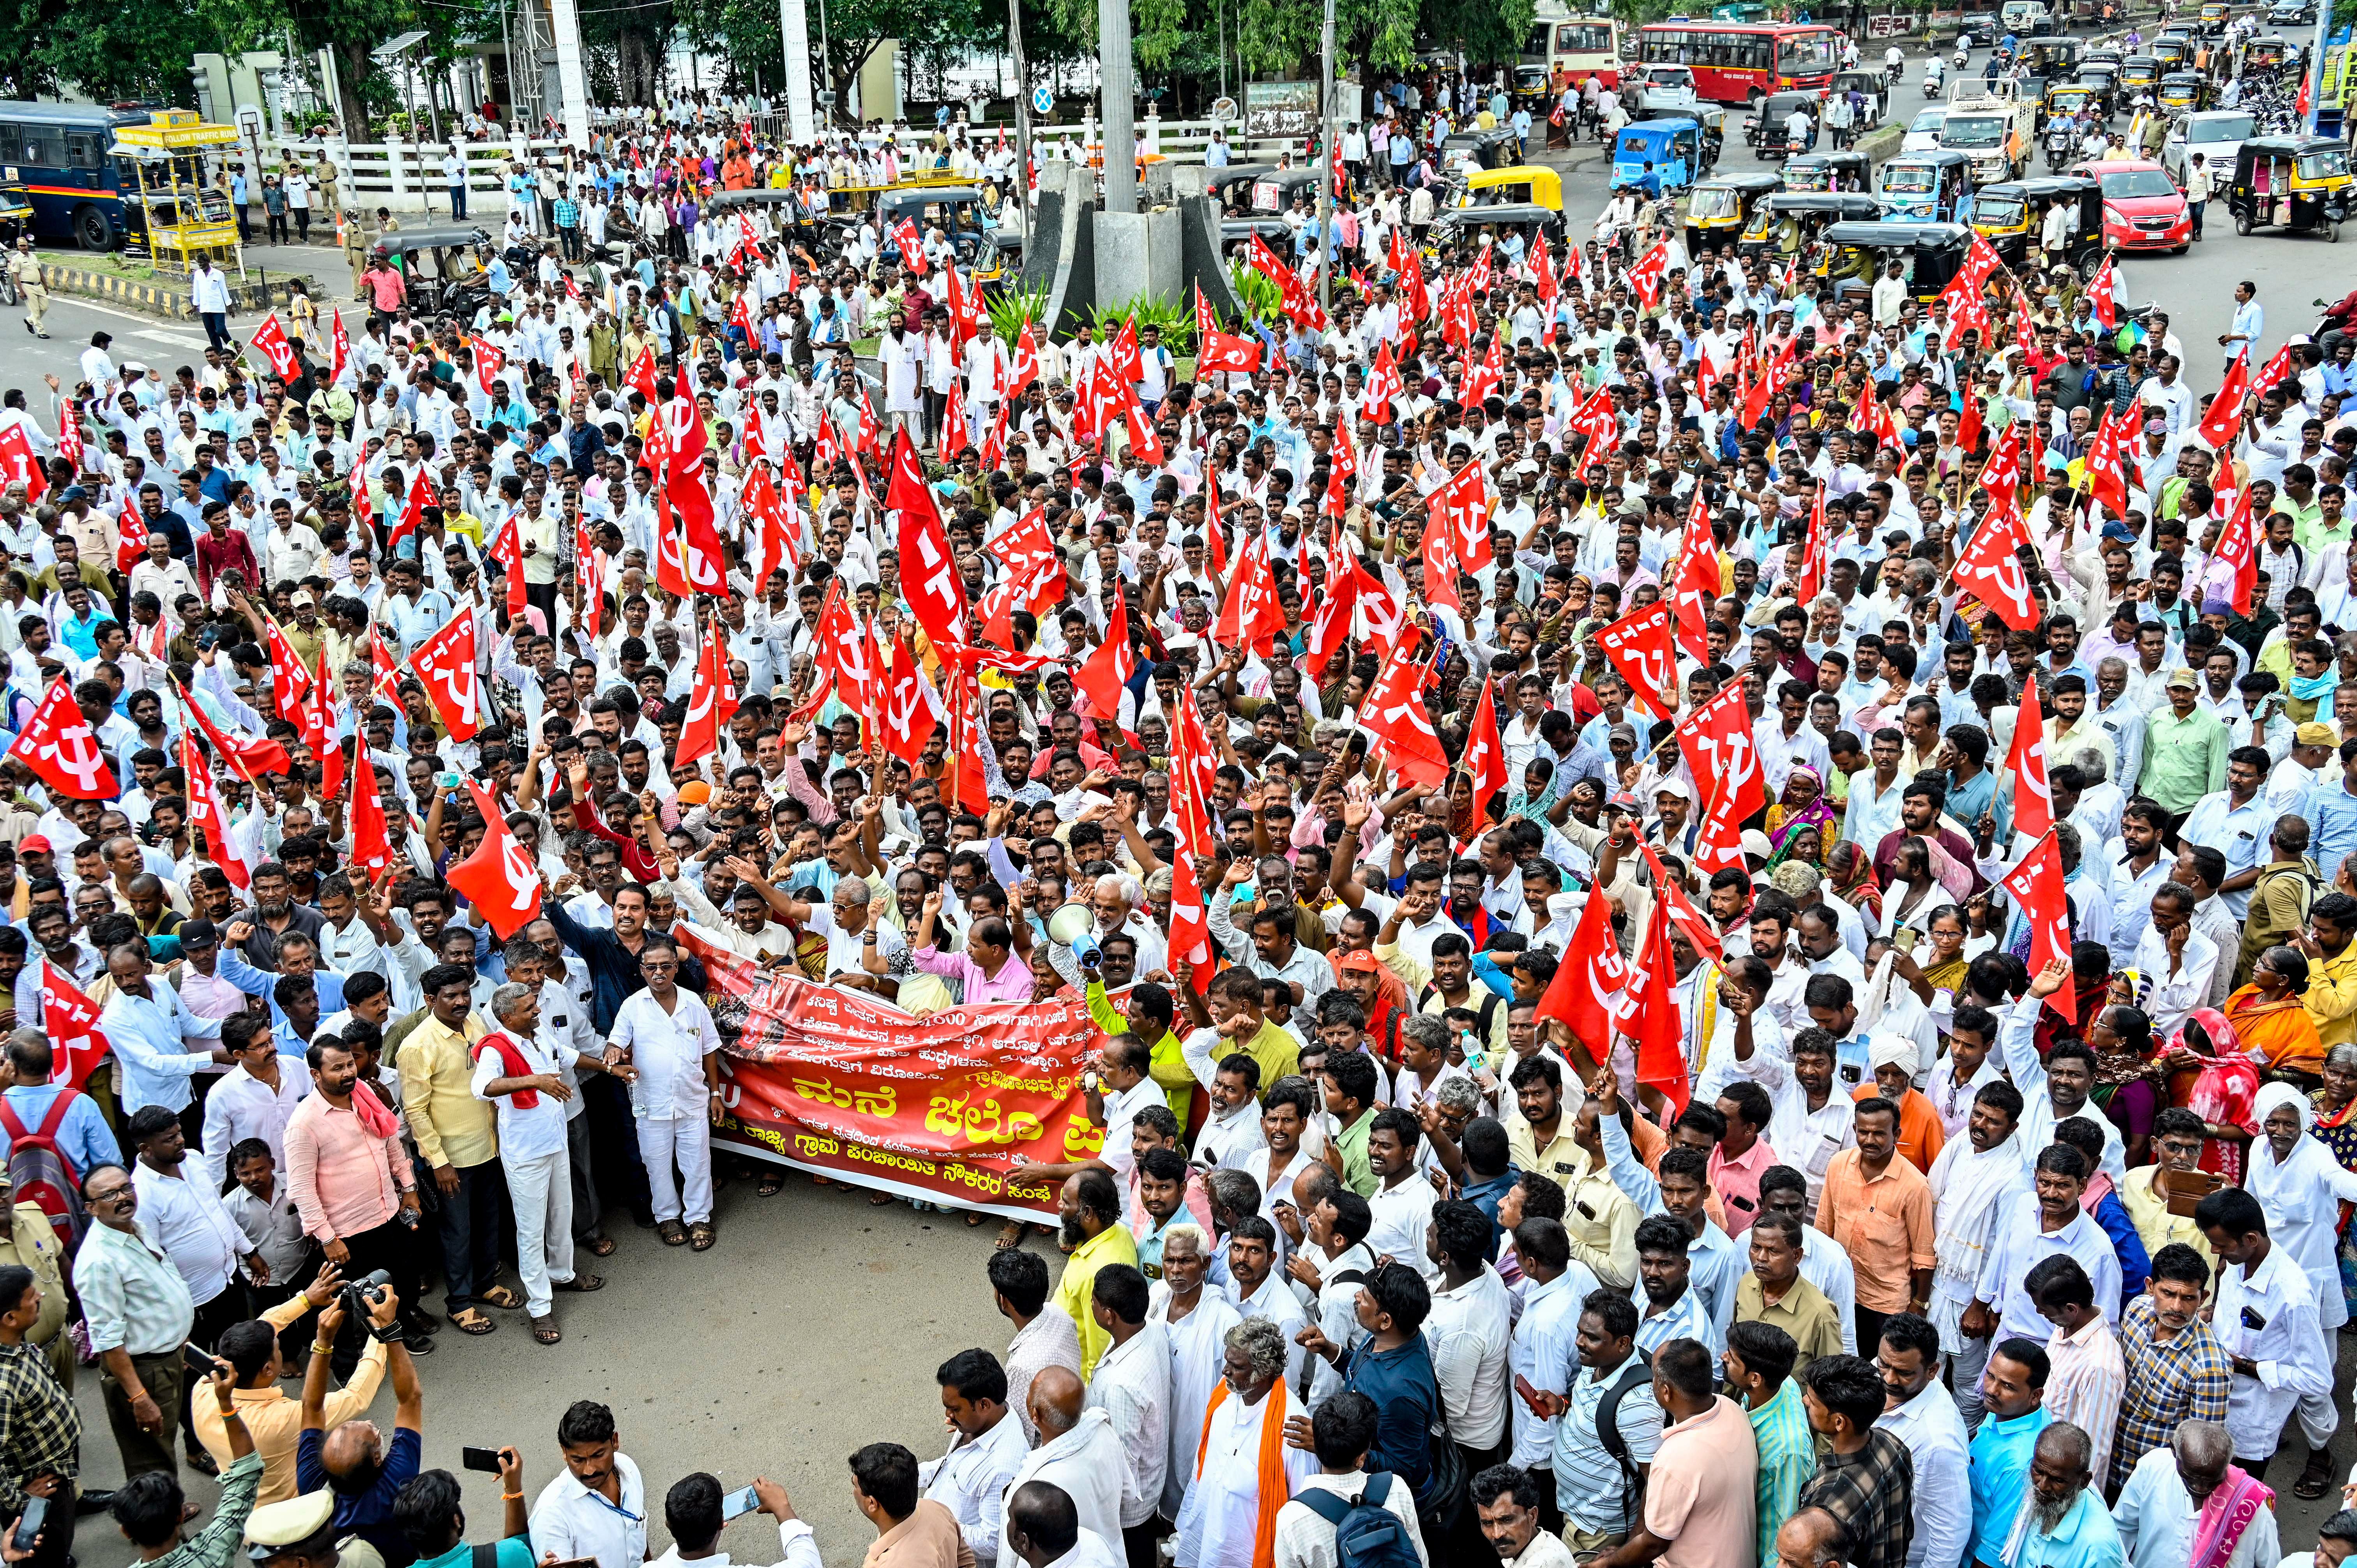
[1631, 21, 1844, 103]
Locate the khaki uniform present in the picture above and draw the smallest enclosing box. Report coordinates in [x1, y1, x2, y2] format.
[343, 214, 372, 298]
[0, 1188, 75, 1390]
[9, 250, 45, 335]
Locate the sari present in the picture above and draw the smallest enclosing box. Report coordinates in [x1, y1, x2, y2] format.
[2223, 985, 2325, 1079]
[2174, 1008, 2263, 1185]
[1827, 842, 1883, 927]
[1764, 768, 1837, 873]
[2311, 1085, 2357, 1319]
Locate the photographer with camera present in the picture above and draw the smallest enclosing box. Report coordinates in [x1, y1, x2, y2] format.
[110, 1356, 261, 1568]
[193, 1265, 394, 1506]
[294, 1280, 423, 1568]
[389, 1447, 531, 1568]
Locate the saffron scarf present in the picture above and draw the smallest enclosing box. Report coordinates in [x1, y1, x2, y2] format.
[1194, 1377, 1292, 1568]
[2191, 1465, 2274, 1568]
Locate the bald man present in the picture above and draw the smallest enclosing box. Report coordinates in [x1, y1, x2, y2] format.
[2113, 1420, 2279, 1568]
[294, 1278, 422, 1567]
[997, 1368, 1124, 1568]
[1778, 1507, 1852, 1568]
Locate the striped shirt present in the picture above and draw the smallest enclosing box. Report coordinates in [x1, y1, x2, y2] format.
[1748, 1378, 1818, 1568]
[2044, 1314, 2129, 1492]
[1552, 1356, 1664, 1535]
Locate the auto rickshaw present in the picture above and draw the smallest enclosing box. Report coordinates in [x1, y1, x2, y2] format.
[2156, 71, 2207, 113]
[1684, 171, 1782, 254]
[0, 185, 31, 250]
[1456, 164, 1566, 215]
[1440, 127, 1522, 173]
[1782, 149, 1873, 192]
[1693, 104, 1728, 171]
[2023, 35, 2085, 81]
[1876, 148, 1972, 220]
[1747, 91, 1822, 160]
[2043, 81, 2101, 124]
[2078, 63, 2122, 115]
[1512, 64, 1552, 110]
[1429, 203, 1567, 257]
[1970, 174, 2104, 272]
[1205, 164, 1275, 214]
[2196, 0, 2231, 31]
[378, 223, 495, 319]
[1815, 219, 1974, 305]
[2228, 134, 2352, 239]
[1219, 214, 1295, 258]
[2152, 35, 2190, 69]
[1735, 191, 1883, 260]
[2119, 55, 2161, 97]
[2240, 34, 2292, 78]
[1611, 118, 1704, 194]
[869, 185, 1018, 281]
[1251, 168, 1324, 214]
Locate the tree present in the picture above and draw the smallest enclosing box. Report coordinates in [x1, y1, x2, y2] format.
[0, 0, 224, 104]
[219, 0, 496, 139]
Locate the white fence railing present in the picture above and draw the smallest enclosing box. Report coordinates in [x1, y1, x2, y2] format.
[253, 118, 1313, 215]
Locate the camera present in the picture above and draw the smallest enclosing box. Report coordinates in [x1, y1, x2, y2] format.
[343, 1269, 402, 1341]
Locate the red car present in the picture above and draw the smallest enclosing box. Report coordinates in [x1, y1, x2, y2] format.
[2069, 158, 2194, 253]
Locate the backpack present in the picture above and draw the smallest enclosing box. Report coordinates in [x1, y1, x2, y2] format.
[1296, 1474, 1422, 1568]
[0, 1091, 89, 1245]
[1594, 1351, 1657, 1534]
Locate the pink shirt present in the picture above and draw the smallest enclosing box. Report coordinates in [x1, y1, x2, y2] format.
[910, 945, 1035, 1005]
[1709, 1134, 1783, 1237]
[284, 1091, 413, 1243]
[1645, 1396, 1759, 1568]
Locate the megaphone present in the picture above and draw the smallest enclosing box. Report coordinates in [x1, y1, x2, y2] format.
[1046, 902, 1097, 948]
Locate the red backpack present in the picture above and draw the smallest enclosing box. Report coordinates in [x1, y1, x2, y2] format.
[0, 1092, 89, 1246]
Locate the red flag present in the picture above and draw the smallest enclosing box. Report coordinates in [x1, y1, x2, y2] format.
[1105, 318, 1145, 385]
[1981, 422, 2023, 502]
[41, 968, 111, 1091]
[1009, 322, 1041, 400]
[2083, 405, 2131, 519]
[1213, 530, 1285, 656]
[330, 309, 350, 386]
[2198, 351, 2253, 449]
[6, 677, 115, 799]
[0, 422, 46, 505]
[469, 334, 507, 396]
[890, 430, 970, 649]
[675, 624, 740, 770]
[1597, 599, 1679, 718]
[1365, 342, 1403, 424]
[1626, 897, 1689, 1117]
[445, 780, 544, 939]
[1671, 487, 1719, 666]
[625, 346, 660, 404]
[114, 499, 150, 575]
[248, 313, 299, 380]
[1676, 683, 1765, 836]
[1460, 677, 1509, 830]
[2087, 254, 2124, 331]
[1360, 639, 1449, 788]
[878, 634, 943, 766]
[1998, 830, 2077, 1019]
[1637, 844, 1728, 962]
[1625, 240, 1671, 310]
[1459, 333, 1505, 413]
[1198, 327, 1263, 376]
[1351, 555, 1408, 651]
[178, 676, 292, 779]
[347, 740, 395, 881]
[2009, 674, 2055, 845]
[488, 514, 527, 618]
[1073, 592, 1136, 727]
[1795, 482, 1830, 606]
[2213, 484, 2260, 614]
[1165, 839, 1215, 988]
[177, 726, 251, 892]
[410, 607, 482, 742]
[1124, 402, 1165, 468]
[940, 377, 971, 459]
[1952, 502, 2042, 631]
[1535, 877, 1634, 1064]
[891, 217, 928, 274]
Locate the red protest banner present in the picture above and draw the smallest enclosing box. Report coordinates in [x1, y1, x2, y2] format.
[713, 977, 1110, 1220]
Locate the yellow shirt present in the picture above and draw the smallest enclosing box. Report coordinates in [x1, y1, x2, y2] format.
[1052, 1221, 1139, 1381]
[399, 1014, 496, 1169]
[192, 1292, 388, 1503]
[2118, 1165, 2217, 1275]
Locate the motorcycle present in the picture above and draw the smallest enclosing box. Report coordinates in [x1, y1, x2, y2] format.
[1924, 58, 1947, 95]
[1953, 42, 1972, 68]
[2044, 123, 2076, 170]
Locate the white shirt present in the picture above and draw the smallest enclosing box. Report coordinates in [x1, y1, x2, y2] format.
[1087, 1324, 1173, 1529]
[1875, 1379, 1972, 1568]
[1272, 1471, 1431, 1568]
[1173, 1386, 1321, 1568]
[1508, 1264, 1601, 1467]
[999, 1407, 1127, 1568]
[1426, 1264, 1514, 1449]
[470, 1026, 580, 1162]
[610, 988, 720, 1121]
[196, 1056, 313, 1193]
[1364, 1173, 1440, 1284]
[530, 1453, 649, 1568]
[918, 1411, 1030, 1563]
[2112, 1443, 2281, 1568]
[130, 1158, 249, 1306]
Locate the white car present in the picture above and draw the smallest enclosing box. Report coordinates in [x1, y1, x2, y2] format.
[2162, 108, 2256, 184]
[1636, 64, 1701, 114]
[1904, 106, 1949, 153]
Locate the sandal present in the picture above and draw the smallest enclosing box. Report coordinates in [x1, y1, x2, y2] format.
[184, 1448, 219, 1478]
[553, 1275, 604, 1293]
[658, 1220, 689, 1246]
[965, 1211, 989, 1227]
[756, 1171, 784, 1196]
[868, 1190, 896, 1204]
[687, 1222, 716, 1251]
[583, 1234, 618, 1257]
[2297, 1466, 2335, 1500]
[995, 1220, 1028, 1250]
[530, 1315, 562, 1346]
[479, 1285, 526, 1310]
[449, 1308, 496, 1335]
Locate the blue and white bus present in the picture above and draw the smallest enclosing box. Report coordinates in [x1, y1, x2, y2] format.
[0, 101, 170, 249]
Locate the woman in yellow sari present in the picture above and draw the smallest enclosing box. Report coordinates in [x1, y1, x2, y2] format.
[2225, 946, 2326, 1087]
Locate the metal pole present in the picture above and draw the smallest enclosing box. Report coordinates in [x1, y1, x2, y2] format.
[1101, 0, 1136, 212]
[1009, 0, 1032, 222]
[1316, 0, 1335, 316]
[781, 0, 815, 139]
[816, 0, 832, 129]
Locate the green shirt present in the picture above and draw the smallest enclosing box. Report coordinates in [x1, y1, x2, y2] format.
[1332, 1107, 1377, 1197]
[1748, 1377, 1819, 1568]
[1087, 980, 1190, 1127]
[414, 1539, 534, 1568]
[2136, 704, 2231, 812]
[149, 1453, 264, 1568]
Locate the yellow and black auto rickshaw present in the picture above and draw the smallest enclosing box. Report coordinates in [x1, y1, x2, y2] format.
[2152, 35, 2190, 69]
[2228, 134, 2352, 239]
[1736, 191, 1882, 260]
[2043, 81, 2101, 125]
[1814, 219, 1975, 307]
[1971, 174, 2105, 274]
[1684, 171, 1781, 255]
[2156, 72, 2207, 113]
[1782, 150, 1873, 192]
[2197, 0, 2231, 31]
[2119, 55, 2162, 98]
[2023, 35, 2085, 82]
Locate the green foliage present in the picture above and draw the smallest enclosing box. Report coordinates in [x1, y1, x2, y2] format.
[1227, 262, 1283, 323]
[986, 282, 1051, 342]
[1086, 295, 1194, 352]
[0, 0, 222, 105]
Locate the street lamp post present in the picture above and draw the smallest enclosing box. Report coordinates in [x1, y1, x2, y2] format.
[1316, 0, 1336, 316]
